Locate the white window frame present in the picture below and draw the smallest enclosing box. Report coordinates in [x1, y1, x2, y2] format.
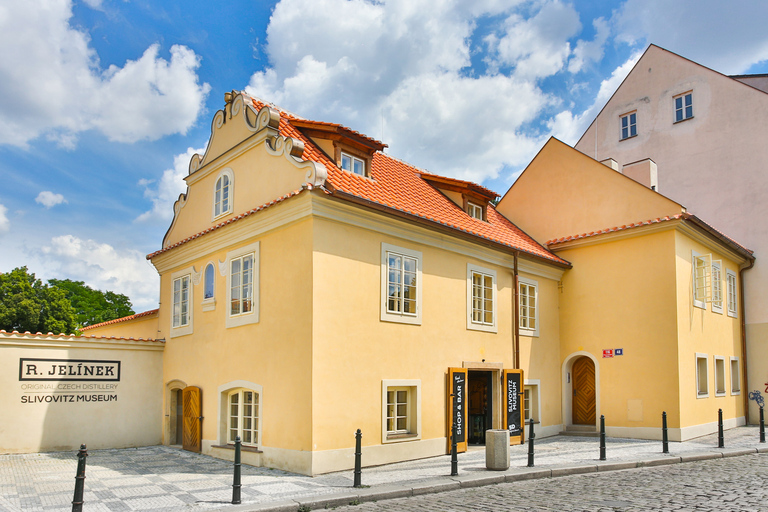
[524, 379, 541, 424]
[726, 270, 738, 318]
[692, 251, 709, 309]
[380, 243, 422, 325]
[674, 92, 693, 123]
[227, 388, 261, 447]
[711, 261, 723, 314]
[202, 262, 216, 312]
[467, 264, 497, 333]
[341, 152, 365, 176]
[217, 380, 263, 450]
[696, 353, 709, 398]
[226, 241, 260, 329]
[620, 111, 637, 140]
[518, 276, 539, 337]
[467, 202, 483, 220]
[212, 168, 234, 220]
[730, 357, 741, 395]
[170, 268, 193, 337]
[381, 379, 421, 443]
[714, 355, 726, 397]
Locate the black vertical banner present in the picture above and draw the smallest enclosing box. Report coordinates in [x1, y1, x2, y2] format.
[506, 371, 522, 437]
[452, 371, 466, 443]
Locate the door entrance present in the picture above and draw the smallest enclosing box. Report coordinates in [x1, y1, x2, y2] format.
[572, 357, 596, 425]
[182, 386, 203, 452]
[468, 371, 493, 444]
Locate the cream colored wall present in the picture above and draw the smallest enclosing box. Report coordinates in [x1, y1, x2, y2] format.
[155, 215, 315, 462]
[0, 334, 163, 453]
[674, 231, 745, 429]
[81, 312, 159, 340]
[573, 46, 768, 421]
[555, 229, 681, 430]
[497, 138, 683, 246]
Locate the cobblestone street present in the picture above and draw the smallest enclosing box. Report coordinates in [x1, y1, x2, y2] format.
[334, 453, 768, 511]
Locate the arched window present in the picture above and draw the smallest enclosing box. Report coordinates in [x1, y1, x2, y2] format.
[228, 388, 260, 446]
[213, 170, 233, 218]
[204, 263, 215, 299]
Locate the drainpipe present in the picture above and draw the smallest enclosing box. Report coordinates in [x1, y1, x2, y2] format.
[739, 258, 755, 424]
[514, 251, 520, 370]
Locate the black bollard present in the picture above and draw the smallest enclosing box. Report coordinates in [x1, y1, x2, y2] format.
[718, 409, 724, 448]
[599, 415, 606, 461]
[662, 411, 669, 454]
[71, 444, 87, 512]
[232, 436, 241, 504]
[353, 429, 362, 487]
[450, 422, 458, 476]
[760, 407, 765, 443]
[527, 418, 535, 467]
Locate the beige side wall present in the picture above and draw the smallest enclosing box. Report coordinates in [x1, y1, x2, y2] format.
[674, 231, 745, 433]
[0, 334, 163, 453]
[81, 312, 159, 340]
[556, 230, 681, 431]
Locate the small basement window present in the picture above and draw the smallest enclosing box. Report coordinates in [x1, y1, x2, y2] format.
[341, 152, 365, 176]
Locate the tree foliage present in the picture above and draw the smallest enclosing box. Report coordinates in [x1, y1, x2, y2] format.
[0, 266, 77, 334]
[48, 278, 134, 328]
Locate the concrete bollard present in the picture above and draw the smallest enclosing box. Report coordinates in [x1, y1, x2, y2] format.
[485, 430, 510, 470]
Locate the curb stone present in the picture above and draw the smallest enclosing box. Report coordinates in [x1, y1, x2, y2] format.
[451, 473, 506, 488]
[550, 465, 597, 477]
[637, 456, 682, 467]
[411, 478, 461, 496]
[596, 461, 638, 471]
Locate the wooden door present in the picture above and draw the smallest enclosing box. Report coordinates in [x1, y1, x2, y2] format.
[503, 369, 524, 445]
[182, 386, 202, 452]
[572, 357, 596, 425]
[447, 368, 467, 453]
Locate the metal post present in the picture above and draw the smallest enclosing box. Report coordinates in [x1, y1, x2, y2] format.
[450, 421, 458, 476]
[662, 411, 669, 454]
[760, 407, 765, 443]
[718, 409, 724, 448]
[71, 444, 87, 512]
[353, 429, 362, 487]
[232, 436, 241, 504]
[599, 415, 606, 461]
[527, 418, 535, 467]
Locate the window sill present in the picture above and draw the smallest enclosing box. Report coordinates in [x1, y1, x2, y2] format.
[673, 116, 694, 124]
[518, 329, 539, 338]
[727, 312, 738, 319]
[731, 390, 741, 396]
[202, 298, 216, 312]
[715, 392, 726, 397]
[619, 134, 637, 141]
[386, 432, 418, 441]
[697, 393, 709, 399]
[211, 444, 263, 454]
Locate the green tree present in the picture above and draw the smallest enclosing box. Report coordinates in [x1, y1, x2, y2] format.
[48, 279, 134, 328]
[0, 266, 77, 334]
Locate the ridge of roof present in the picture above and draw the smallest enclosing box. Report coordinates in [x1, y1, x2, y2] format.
[81, 308, 159, 331]
[290, 118, 387, 151]
[418, 171, 499, 201]
[0, 330, 164, 343]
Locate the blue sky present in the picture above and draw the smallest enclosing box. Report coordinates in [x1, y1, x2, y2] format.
[1, 0, 768, 312]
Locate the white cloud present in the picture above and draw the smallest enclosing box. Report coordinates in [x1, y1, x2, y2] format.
[136, 146, 204, 223]
[40, 234, 159, 311]
[35, 191, 67, 209]
[0, 204, 9, 234]
[613, 0, 768, 74]
[0, 0, 210, 149]
[246, 0, 581, 184]
[568, 17, 610, 74]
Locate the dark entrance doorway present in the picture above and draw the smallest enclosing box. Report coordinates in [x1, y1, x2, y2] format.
[572, 356, 596, 425]
[468, 371, 493, 444]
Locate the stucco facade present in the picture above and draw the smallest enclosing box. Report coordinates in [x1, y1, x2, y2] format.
[574, 45, 768, 421]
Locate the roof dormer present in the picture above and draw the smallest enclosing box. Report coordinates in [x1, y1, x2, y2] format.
[419, 173, 498, 222]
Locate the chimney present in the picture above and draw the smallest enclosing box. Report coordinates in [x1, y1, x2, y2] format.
[622, 158, 658, 191]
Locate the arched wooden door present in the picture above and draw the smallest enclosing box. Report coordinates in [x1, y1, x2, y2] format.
[572, 357, 596, 425]
[182, 386, 202, 452]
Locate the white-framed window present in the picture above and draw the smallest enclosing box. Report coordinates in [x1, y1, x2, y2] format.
[620, 111, 637, 139]
[696, 353, 709, 398]
[711, 261, 723, 314]
[170, 267, 193, 337]
[228, 389, 260, 447]
[674, 92, 693, 122]
[213, 169, 234, 219]
[726, 270, 738, 318]
[467, 264, 497, 333]
[226, 241, 260, 329]
[381, 379, 421, 443]
[204, 263, 215, 299]
[524, 380, 540, 424]
[341, 152, 365, 176]
[692, 251, 709, 309]
[381, 243, 422, 325]
[714, 356, 726, 397]
[730, 357, 741, 395]
[467, 202, 484, 220]
[519, 276, 539, 337]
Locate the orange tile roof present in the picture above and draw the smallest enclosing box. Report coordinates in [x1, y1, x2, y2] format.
[0, 330, 164, 343]
[80, 308, 159, 331]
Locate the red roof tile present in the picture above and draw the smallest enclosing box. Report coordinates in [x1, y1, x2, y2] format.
[0, 330, 164, 343]
[81, 308, 159, 331]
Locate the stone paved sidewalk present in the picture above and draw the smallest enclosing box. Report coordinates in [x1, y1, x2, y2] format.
[1, 426, 766, 512]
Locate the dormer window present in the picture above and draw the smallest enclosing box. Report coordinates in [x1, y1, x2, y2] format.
[213, 169, 234, 219]
[467, 202, 484, 220]
[341, 152, 365, 176]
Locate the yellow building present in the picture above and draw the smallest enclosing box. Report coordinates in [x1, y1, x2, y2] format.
[497, 138, 754, 441]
